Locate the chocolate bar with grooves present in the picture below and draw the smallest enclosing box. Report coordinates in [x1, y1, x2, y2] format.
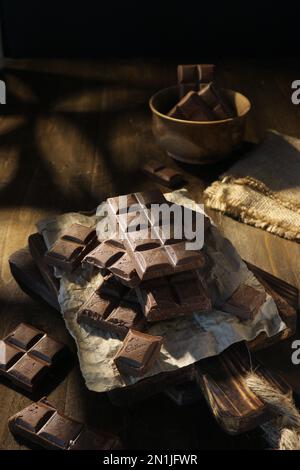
[198, 82, 234, 119]
[44, 223, 99, 273]
[177, 64, 215, 86]
[136, 271, 212, 322]
[77, 275, 145, 339]
[142, 159, 184, 188]
[107, 190, 206, 282]
[0, 323, 70, 392]
[114, 329, 163, 377]
[221, 284, 267, 321]
[168, 90, 217, 121]
[8, 397, 122, 450]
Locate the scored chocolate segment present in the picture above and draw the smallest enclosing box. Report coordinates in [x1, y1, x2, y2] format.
[222, 285, 267, 321]
[0, 323, 70, 392]
[77, 275, 145, 339]
[44, 223, 99, 273]
[168, 90, 217, 121]
[107, 190, 206, 281]
[142, 160, 184, 189]
[136, 271, 212, 322]
[177, 64, 215, 86]
[198, 82, 234, 120]
[114, 329, 163, 377]
[8, 398, 122, 450]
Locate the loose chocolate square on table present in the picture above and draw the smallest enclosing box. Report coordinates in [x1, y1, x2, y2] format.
[114, 329, 163, 377]
[44, 223, 98, 273]
[107, 189, 206, 282]
[222, 284, 267, 321]
[0, 323, 69, 392]
[9, 397, 121, 450]
[77, 275, 145, 339]
[136, 271, 212, 322]
[142, 159, 185, 189]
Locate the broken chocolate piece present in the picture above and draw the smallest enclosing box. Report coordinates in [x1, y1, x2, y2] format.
[198, 82, 234, 119]
[136, 271, 212, 322]
[77, 275, 145, 339]
[142, 160, 184, 189]
[114, 329, 163, 377]
[9, 398, 121, 450]
[107, 190, 206, 282]
[168, 90, 217, 121]
[0, 323, 70, 392]
[222, 284, 267, 321]
[44, 223, 98, 273]
[178, 64, 215, 87]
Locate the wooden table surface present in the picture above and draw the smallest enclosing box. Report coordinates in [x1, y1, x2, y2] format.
[0, 58, 299, 450]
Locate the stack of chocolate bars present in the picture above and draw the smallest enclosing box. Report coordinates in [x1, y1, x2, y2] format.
[44, 188, 267, 380]
[168, 64, 235, 121]
[44, 189, 212, 378]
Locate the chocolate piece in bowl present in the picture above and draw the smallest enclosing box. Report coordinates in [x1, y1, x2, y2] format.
[106, 189, 206, 281]
[0, 323, 70, 392]
[114, 329, 163, 377]
[77, 275, 145, 339]
[222, 284, 267, 321]
[142, 159, 185, 189]
[168, 90, 216, 121]
[44, 223, 98, 273]
[198, 82, 235, 119]
[8, 397, 122, 450]
[136, 271, 212, 322]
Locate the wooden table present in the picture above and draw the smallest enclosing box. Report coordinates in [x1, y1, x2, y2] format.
[0, 58, 299, 450]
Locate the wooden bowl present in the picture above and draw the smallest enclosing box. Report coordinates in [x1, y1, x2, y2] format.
[149, 85, 251, 164]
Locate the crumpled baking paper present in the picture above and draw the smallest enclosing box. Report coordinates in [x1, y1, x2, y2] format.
[37, 190, 286, 392]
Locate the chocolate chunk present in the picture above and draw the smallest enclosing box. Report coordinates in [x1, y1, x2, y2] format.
[136, 271, 212, 322]
[77, 275, 145, 339]
[107, 190, 206, 282]
[114, 329, 163, 377]
[9, 398, 122, 450]
[222, 284, 267, 321]
[44, 223, 99, 273]
[84, 240, 139, 287]
[142, 160, 184, 189]
[168, 90, 217, 121]
[198, 82, 234, 119]
[0, 323, 70, 392]
[177, 64, 215, 87]
[5, 324, 44, 351]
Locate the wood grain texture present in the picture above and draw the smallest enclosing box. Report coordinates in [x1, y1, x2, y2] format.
[0, 58, 300, 449]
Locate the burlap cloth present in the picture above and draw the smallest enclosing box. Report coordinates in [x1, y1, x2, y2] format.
[204, 130, 300, 241]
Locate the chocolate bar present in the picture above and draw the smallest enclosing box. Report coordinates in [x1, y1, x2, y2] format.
[142, 160, 184, 188]
[114, 329, 163, 377]
[136, 271, 212, 322]
[44, 223, 98, 273]
[178, 64, 215, 86]
[198, 82, 234, 119]
[9, 397, 121, 450]
[77, 275, 145, 338]
[83, 239, 140, 287]
[0, 323, 69, 392]
[222, 285, 266, 321]
[107, 190, 206, 282]
[168, 90, 217, 121]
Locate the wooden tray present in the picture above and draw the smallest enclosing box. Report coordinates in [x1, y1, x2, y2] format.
[9, 234, 298, 435]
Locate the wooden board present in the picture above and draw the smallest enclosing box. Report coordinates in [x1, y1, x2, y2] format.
[9, 239, 297, 435]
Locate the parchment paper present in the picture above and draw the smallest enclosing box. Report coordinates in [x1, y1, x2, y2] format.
[37, 190, 286, 392]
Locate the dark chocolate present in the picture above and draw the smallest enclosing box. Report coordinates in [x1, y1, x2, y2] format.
[198, 82, 234, 119]
[177, 64, 215, 86]
[77, 275, 145, 339]
[142, 160, 184, 188]
[0, 323, 69, 392]
[107, 190, 206, 282]
[44, 224, 98, 273]
[136, 271, 212, 321]
[114, 329, 163, 377]
[9, 397, 121, 450]
[222, 284, 266, 321]
[168, 90, 217, 121]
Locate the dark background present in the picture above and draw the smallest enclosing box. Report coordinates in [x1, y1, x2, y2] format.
[0, 0, 299, 59]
